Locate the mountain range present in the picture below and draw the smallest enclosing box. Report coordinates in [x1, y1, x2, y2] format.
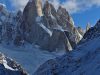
[0, 0, 99, 75]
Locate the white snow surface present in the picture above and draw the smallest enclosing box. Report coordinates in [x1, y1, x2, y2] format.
[39, 23, 52, 36]
[53, 25, 64, 32]
[3, 59, 15, 71]
[34, 36, 100, 75]
[0, 43, 65, 75]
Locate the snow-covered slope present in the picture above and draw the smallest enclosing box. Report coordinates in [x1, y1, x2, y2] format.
[0, 43, 65, 74]
[34, 34, 100, 75]
[34, 20, 100, 75]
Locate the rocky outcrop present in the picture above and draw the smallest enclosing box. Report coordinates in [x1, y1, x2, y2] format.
[86, 22, 91, 32]
[43, 1, 58, 28]
[83, 19, 100, 41]
[0, 3, 9, 16]
[0, 53, 28, 75]
[77, 26, 84, 36]
[36, 0, 43, 16]
[40, 29, 73, 51]
[56, 6, 74, 31]
[22, 0, 42, 32]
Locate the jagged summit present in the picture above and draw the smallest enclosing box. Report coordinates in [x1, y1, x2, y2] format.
[0, 1, 100, 75]
[95, 19, 100, 28]
[0, 3, 6, 11]
[19, 0, 83, 51]
[83, 19, 100, 41]
[27, 0, 43, 16]
[0, 1, 83, 52]
[0, 3, 9, 16]
[86, 22, 91, 31]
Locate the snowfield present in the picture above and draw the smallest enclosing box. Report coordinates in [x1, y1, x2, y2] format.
[0, 43, 65, 75]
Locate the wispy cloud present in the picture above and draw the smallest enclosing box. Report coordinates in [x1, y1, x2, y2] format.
[10, 0, 28, 11]
[48, 0, 60, 10]
[9, 0, 100, 14]
[61, 0, 100, 14]
[48, 0, 100, 14]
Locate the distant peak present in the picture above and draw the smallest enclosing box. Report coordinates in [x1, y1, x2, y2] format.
[0, 3, 6, 7]
[0, 3, 6, 11]
[86, 22, 91, 31]
[97, 19, 100, 23]
[95, 19, 100, 28]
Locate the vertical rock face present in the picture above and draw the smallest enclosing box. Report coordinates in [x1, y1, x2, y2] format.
[22, 0, 37, 32]
[0, 3, 9, 16]
[43, 1, 58, 28]
[57, 6, 74, 31]
[40, 29, 73, 51]
[36, 0, 43, 16]
[23, 0, 42, 22]
[77, 27, 85, 36]
[19, 0, 83, 51]
[21, 0, 43, 43]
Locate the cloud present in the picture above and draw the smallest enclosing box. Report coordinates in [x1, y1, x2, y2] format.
[10, 0, 28, 11]
[9, 0, 100, 14]
[48, 0, 100, 14]
[48, 0, 60, 10]
[9, 0, 60, 11]
[61, 0, 100, 14]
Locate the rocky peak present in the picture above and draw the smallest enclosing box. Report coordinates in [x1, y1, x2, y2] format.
[27, 0, 43, 16]
[86, 22, 91, 31]
[43, 0, 56, 17]
[22, 0, 39, 34]
[95, 19, 100, 28]
[77, 26, 85, 36]
[0, 3, 9, 16]
[56, 6, 74, 31]
[0, 3, 3, 11]
[18, 0, 83, 51]
[43, 0, 51, 16]
[57, 6, 69, 19]
[0, 52, 28, 75]
[82, 19, 100, 42]
[35, 0, 43, 16]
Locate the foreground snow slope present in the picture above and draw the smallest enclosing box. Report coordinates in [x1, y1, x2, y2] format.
[34, 36, 100, 75]
[0, 44, 65, 75]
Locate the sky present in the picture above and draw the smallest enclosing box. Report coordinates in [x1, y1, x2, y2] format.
[0, 0, 100, 29]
